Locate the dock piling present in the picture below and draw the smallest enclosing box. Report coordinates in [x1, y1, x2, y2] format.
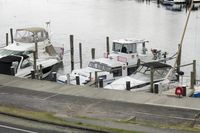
[79, 43, 83, 69]
[99, 78, 103, 88]
[193, 60, 196, 84]
[66, 73, 70, 84]
[95, 71, 98, 87]
[6, 33, 9, 46]
[190, 71, 194, 89]
[10, 66, 15, 76]
[91, 48, 95, 60]
[76, 76, 80, 85]
[150, 67, 154, 93]
[31, 70, 35, 79]
[106, 36, 110, 55]
[70, 35, 74, 71]
[52, 72, 57, 82]
[10, 28, 13, 44]
[126, 81, 131, 91]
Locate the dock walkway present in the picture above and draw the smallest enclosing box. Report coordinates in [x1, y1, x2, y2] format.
[0, 74, 200, 111]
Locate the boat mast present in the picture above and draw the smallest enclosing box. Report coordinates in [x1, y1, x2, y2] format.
[165, 0, 194, 80]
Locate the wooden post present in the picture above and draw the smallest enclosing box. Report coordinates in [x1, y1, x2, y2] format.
[76, 76, 80, 85]
[154, 83, 159, 94]
[193, 60, 196, 85]
[70, 35, 74, 71]
[66, 73, 70, 84]
[126, 81, 131, 91]
[190, 71, 194, 89]
[39, 64, 43, 79]
[95, 71, 98, 87]
[182, 85, 186, 96]
[33, 51, 37, 74]
[91, 48, 95, 60]
[176, 44, 181, 82]
[35, 41, 38, 59]
[10, 28, 13, 44]
[10, 66, 15, 76]
[106, 36, 110, 55]
[89, 72, 92, 81]
[99, 78, 103, 88]
[52, 72, 57, 82]
[150, 67, 154, 93]
[6, 33, 9, 46]
[31, 70, 35, 79]
[79, 43, 82, 69]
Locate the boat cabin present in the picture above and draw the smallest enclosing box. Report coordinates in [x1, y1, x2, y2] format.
[14, 27, 49, 43]
[112, 39, 148, 54]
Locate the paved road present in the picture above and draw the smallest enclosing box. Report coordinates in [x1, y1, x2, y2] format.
[0, 121, 60, 133]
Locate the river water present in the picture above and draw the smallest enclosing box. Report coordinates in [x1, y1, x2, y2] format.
[0, 0, 200, 77]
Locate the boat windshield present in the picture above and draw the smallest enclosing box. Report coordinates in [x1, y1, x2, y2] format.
[136, 65, 170, 78]
[0, 49, 32, 57]
[14, 30, 48, 43]
[88, 61, 111, 72]
[112, 43, 137, 53]
[0, 49, 23, 57]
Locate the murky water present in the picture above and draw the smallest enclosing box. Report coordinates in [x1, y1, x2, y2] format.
[0, 0, 200, 78]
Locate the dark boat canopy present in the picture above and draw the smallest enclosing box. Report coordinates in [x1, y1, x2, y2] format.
[141, 62, 171, 69]
[0, 55, 28, 63]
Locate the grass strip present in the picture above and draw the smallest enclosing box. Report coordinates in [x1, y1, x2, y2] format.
[0, 105, 141, 133]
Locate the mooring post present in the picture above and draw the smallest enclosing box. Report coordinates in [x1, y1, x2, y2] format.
[70, 35, 74, 71]
[35, 41, 38, 59]
[89, 72, 92, 81]
[106, 36, 110, 55]
[190, 71, 194, 89]
[10, 66, 15, 76]
[154, 83, 159, 94]
[99, 78, 103, 88]
[33, 51, 37, 75]
[39, 64, 43, 79]
[10, 28, 13, 44]
[76, 76, 80, 85]
[52, 72, 57, 82]
[193, 60, 196, 85]
[79, 43, 82, 69]
[182, 85, 186, 96]
[31, 70, 35, 79]
[6, 33, 9, 46]
[150, 67, 154, 93]
[126, 81, 131, 91]
[176, 44, 181, 82]
[91, 48, 95, 60]
[66, 73, 70, 84]
[95, 71, 98, 87]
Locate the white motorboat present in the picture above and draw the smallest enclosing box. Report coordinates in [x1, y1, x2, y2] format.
[0, 27, 61, 78]
[104, 62, 172, 91]
[58, 38, 170, 86]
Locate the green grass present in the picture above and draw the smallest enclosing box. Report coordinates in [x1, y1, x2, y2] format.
[0, 105, 141, 133]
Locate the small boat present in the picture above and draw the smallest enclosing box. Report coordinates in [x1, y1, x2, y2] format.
[0, 26, 61, 78]
[58, 38, 170, 86]
[104, 62, 172, 91]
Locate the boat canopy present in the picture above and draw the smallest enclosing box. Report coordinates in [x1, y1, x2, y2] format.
[141, 62, 171, 69]
[16, 27, 46, 33]
[0, 55, 28, 63]
[14, 27, 49, 43]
